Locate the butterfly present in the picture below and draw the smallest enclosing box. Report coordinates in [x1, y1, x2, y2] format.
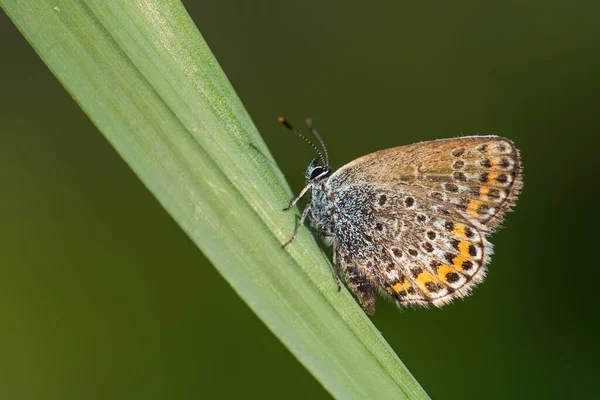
[280, 117, 522, 315]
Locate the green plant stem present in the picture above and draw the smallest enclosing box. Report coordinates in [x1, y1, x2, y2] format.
[1, 1, 430, 398]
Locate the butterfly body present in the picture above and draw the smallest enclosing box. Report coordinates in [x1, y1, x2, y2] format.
[282, 118, 522, 315]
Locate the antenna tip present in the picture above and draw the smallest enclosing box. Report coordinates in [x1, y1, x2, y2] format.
[277, 116, 293, 130]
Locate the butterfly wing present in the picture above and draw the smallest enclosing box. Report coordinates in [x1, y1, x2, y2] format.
[329, 136, 522, 232]
[372, 199, 491, 307]
[334, 243, 377, 314]
[326, 136, 522, 310]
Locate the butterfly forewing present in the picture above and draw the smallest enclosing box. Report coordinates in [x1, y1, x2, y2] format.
[330, 136, 522, 232]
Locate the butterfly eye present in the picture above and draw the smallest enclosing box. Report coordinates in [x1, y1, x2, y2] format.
[310, 166, 324, 180]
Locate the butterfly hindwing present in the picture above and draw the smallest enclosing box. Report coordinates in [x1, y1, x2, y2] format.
[329, 181, 492, 310]
[380, 212, 491, 307]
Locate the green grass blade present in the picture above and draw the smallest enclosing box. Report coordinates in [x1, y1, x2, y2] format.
[1, 1, 430, 398]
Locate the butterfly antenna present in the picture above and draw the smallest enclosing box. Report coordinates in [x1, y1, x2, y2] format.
[305, 117, 329, 167]
[278, 116, 327, 167]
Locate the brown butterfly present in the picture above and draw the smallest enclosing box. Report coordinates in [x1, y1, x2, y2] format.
[281, 117, 522, 315]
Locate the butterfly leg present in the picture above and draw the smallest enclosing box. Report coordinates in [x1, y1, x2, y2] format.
[282, 205, 311, 248]
[283, 183, 313, 211]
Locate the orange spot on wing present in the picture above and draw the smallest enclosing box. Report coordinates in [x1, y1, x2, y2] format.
[436, 264, 456, 283]
[458, 241, 471, 257]
[452, 255, 469, 271]
[445, 241, 473, 271]
[466, 199, 483, 217]
[393, 281, 411, 293]
[479, 186, 490, 201]
[416, 271, 438, 291]
[453, 223, 467, 238]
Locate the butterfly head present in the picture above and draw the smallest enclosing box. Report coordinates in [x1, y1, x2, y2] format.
[305, 157, 331, 183]
[278, 116, 331, 184]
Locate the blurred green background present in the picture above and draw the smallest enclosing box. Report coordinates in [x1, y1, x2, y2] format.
[1, 1, 599, 399]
